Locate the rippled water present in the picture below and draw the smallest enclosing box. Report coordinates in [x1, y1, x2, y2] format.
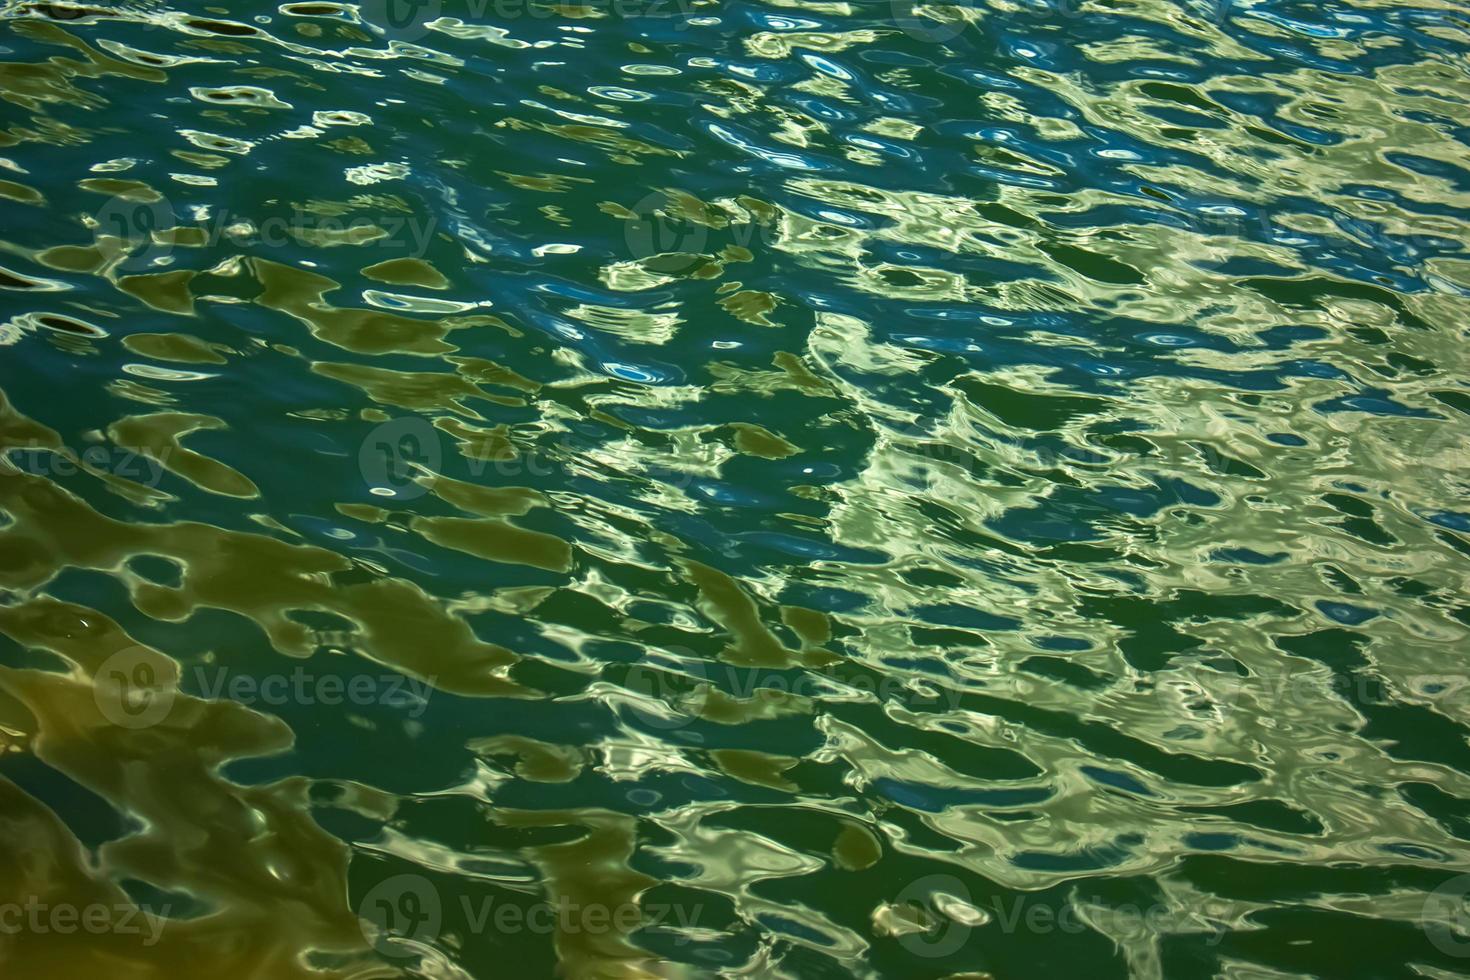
[1, 0, 1470, 975]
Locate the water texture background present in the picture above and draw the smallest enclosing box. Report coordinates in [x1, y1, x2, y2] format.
[0, 0, 1469, 976]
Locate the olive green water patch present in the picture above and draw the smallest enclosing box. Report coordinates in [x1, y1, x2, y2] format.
[832, 822, 882, 871]
[153, 226, 210, 247]
[78, 177, 161, 202]
[0, 467, 528, 697]
[434, 417, 518, 460]
[123, 332, 228, 364]
[254, 259, 458, 355]
[709, 748, 799, 791]
[469, 734, 585, 782]
[410, 515, 572, 573]
[0, 596, 366, 978]
[730, 422, 799, 458]
[495, 809, 660, 979]
[311, 361, 502, 417]
[683, 560, 802, 668]
[106, 412, 258, 497]
[449, 355, 541, 394]
[37, 243, 109, 274]
[361, 257, 450, 290]
[718, 289, 781, 326]
[335, 501, 388, 523]
[690, 683, 811, 724]
[423, 472, 547, 517]
[117, 270, 196, 314]
[780, 604, 831, 647]
[0, 178, 43, 204]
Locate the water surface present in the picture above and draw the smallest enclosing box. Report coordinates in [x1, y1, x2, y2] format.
[1, 0, 1470, 976]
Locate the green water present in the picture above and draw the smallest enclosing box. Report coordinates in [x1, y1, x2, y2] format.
[0, 0, 1469, 976]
